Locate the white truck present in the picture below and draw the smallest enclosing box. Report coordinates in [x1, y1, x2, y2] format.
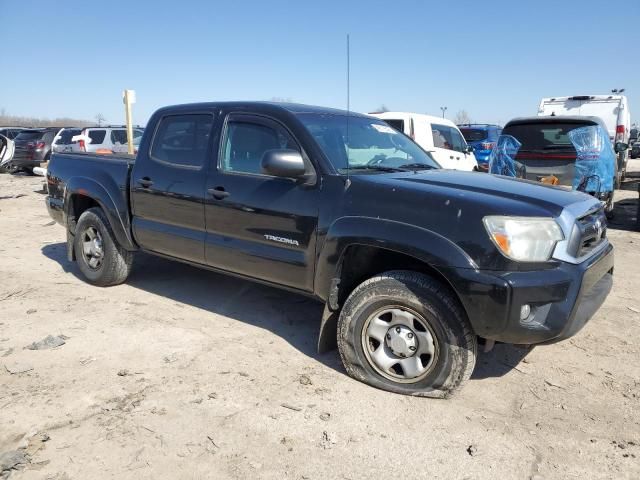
[537, 95, 631, 181]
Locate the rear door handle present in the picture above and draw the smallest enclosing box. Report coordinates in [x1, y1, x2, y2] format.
[208, 187, 230, 199]
[138, 178, 153, 188]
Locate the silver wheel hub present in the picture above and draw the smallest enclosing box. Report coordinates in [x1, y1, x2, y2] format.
[81, 226, 104, 270]
[386, 325, 417, 358]
[361, 307, 438, 383]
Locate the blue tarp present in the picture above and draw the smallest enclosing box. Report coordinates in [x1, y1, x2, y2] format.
[568, 125, 614, 193]
[488, 135, 523, 178]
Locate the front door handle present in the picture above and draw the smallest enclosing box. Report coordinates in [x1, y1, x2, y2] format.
[208, 187, 230, 200]
[138, 177, 153, 188]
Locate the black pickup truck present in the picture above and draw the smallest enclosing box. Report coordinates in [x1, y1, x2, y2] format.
[46, 102, 614, 397]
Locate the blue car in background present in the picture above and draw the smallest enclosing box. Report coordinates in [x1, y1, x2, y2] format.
[458, 124, 502, 171]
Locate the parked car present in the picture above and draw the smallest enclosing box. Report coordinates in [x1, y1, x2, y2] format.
[0, 127, 28, 140]
[52, 128, 83, 153]
[46, 102, 613, 397]
[495, 116, 619, 218]
[369, 112, 478, 171]
[110, 131, 142, 154]
[71, 126, 144, 154]
[538, 95, 631, 179]
[630, 141, 640, 159]
[629, 127, 638, 147]
[10, 127, 59, 174]
[0, 133, 15, 172]
[458, 124, 502, 171]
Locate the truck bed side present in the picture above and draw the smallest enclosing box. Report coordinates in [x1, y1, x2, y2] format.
[46, 152, 137, 254]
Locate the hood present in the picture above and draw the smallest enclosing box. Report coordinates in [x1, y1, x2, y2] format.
[358, 170, 590, 216]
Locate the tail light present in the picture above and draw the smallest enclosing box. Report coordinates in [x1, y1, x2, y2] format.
[481, 142, 496, 150]
[615, 125, 625, 143]
[35, 141, 46, 150]
[78, 139, 86, 151]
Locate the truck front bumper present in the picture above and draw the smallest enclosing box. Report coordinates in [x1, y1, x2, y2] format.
[441, 243, 614, 345]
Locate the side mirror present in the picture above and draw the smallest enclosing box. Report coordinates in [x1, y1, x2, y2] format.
[614, 142, 628, 153]
[464, 145, 474, 154]
[261, 149, 306, 178]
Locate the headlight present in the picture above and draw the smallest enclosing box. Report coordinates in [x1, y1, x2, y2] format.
[483, 216, 564, 262]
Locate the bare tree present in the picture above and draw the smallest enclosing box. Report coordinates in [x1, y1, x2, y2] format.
[95, 113, 106, 127]
[374, 104, 389, 113]
[454, 110, 471, 125]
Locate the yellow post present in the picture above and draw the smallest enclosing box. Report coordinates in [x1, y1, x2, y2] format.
[123, 89, 135, 155]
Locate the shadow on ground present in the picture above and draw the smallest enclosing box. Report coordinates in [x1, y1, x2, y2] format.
[42, 242, 530, 381]
[609, 173, 639, 232]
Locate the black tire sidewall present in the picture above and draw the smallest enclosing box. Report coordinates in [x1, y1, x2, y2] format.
[338, 273, 475, 397]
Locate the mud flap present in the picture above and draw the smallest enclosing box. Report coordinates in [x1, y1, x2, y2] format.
[67, 229, 76, 262]
[317, 304, 339, 353]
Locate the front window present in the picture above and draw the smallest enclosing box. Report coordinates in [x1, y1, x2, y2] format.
[431, 124, 467, 152]
[298, 114, 439, 172]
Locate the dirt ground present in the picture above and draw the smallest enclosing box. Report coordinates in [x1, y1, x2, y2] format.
[1, 164, 639, 480]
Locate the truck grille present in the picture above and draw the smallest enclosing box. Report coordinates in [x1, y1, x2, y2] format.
[573, 208, 607, 258]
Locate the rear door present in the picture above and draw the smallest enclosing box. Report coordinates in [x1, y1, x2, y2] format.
[204, 112, 319, 291]
[130, 112, 214, 263]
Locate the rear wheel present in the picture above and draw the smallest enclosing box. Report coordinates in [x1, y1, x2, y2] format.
[337, 271, 477, 398]
[74, 207, 133, 286]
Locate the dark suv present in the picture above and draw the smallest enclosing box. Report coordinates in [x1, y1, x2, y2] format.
[11, 128, 59, 174]
[458, 124, 502, 171]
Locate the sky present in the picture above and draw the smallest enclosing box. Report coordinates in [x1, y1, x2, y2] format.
[1, 0, 639, 126]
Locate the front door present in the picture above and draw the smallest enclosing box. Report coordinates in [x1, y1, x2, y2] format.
[131, 112, 214, 264]
[204, 113, 319, 291]
[430, 123, 476, 170]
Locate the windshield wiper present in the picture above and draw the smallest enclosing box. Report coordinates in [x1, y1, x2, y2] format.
[397, 163, 438, 170]
[345, 165, 405, 173]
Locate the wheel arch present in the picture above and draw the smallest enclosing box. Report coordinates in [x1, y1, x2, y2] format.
[64, 177, 136, 253]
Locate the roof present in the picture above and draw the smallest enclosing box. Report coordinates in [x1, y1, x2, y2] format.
[368, 111, 457, 126]
[154, 101, 369, 118]
[505, 115, 607, 131]
[457, 123, 502, 128]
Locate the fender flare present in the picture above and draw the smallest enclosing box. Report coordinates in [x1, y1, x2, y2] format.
[314, 216, 477, 303]
[64, 176, 137, 251]
[314, 217, 477, 353]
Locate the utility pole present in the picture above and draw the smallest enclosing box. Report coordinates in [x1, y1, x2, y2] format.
[122, 89, 136, 155]
[440, 106, 447, 118]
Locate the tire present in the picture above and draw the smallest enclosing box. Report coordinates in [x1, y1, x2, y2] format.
[74, 207, 133, 286]
[337, 270, 477, 398]
[605, 192, 615, 220]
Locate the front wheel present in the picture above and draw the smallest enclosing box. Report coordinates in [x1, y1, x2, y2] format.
[337, 271, 477, 398]
[74, 207, 133, 286]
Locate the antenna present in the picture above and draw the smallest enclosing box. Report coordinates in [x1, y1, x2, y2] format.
[346, 33, 351, 185]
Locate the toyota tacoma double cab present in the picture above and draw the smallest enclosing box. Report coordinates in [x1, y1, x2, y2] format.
[45, 102, 614, 397]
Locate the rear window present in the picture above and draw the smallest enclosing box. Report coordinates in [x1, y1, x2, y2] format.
[459, 128, 488, 142]
[382, 119, 405, 132]
[150, 114, 213, 167]
[87, 130, 106, 144]
[502, 122, 593, 151]
[56, 129, 81, 145]
[15, 130, 44, 141]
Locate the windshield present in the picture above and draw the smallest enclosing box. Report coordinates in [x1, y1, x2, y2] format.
[57, 129, 81, 145]
[502, 122, 594, 151]
[298, 114, 439, 172]
[15, 131, 44, 142]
